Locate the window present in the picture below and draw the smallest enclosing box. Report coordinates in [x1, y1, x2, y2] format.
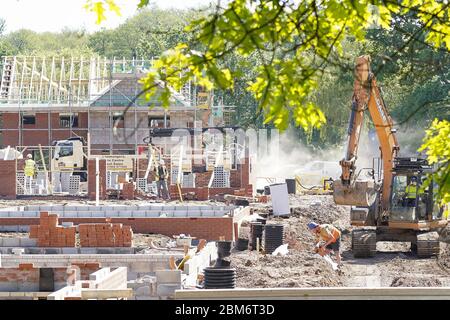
[22, 115, 36, 125]
[149, 116, 169, 128]
[55, 142, 73, 158]
[59, 114, 79, 128]
[111, 114, 124, 128]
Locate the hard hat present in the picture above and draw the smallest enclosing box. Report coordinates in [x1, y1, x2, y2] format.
[307, 222, 319, 230]
[411, 176, 418, 182]
[27, 154, 32, 159]
[160, 159, 165, 165]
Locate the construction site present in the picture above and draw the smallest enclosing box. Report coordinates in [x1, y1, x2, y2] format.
[0, 0, 449, 303]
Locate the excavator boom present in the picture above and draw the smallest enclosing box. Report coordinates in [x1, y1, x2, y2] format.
[333, 55, 399, 209]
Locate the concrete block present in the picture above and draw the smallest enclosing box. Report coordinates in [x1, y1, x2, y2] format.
[201, 211, 215, 217]
[62, 248, 79, 254]
[23, 211, 39, 217]
[124, 206, 138, 211]
[28, 248, 44, 254]
[155, 270, 182, 284]
[132, 212, 145, 218]
[101, 206, 115, 211]
[162, 211, 175, 217]
[77, 212, 92, 218]
[145, 211, 160, 217]
[92, 212, 106, 218]
[187, 211, 201, 217]
[89, 267, 111, 281]
[156, 283, 181, 297]
[117, 212, 132, 218]
[130, 262, 154, 273]
[2, 238, 20, 247]
[12, 248, 25, 255]
[44, 248, 61, 254]
[18, 226, 30, 232]
[63, 211, 78, 218]
[19, 238, 37, 247]
[173, 211, 187, 218]
[135, 285, 151, 296]
[74, 206, 90, 211]
[39, 206, 54, 212]
[80, 248, 98, 254]
[96, 248, 116, 254]
[106, 211, 119, 217]
[115, 248, 135, 254]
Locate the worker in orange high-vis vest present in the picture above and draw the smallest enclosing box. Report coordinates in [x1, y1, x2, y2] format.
[307, 222, 342, 265]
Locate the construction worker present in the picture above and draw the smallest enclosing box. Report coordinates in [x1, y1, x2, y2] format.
[404, 176, 418, 207]
[307, 222, 342, 265]
[154, 159, 170, 200]
[24, 154, 36, 195]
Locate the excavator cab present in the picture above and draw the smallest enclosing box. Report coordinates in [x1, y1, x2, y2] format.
[389, 158, 442, 223]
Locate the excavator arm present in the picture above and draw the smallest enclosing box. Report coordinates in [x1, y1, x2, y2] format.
[334, 55, 399, 209]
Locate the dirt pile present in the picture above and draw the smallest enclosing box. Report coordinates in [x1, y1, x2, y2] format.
[231, 195, 351, 288]
[232, 250, 344, 288]
[390, 276, 442, 287]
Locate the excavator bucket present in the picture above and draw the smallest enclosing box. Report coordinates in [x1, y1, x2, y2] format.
[333, 180, 377, 207]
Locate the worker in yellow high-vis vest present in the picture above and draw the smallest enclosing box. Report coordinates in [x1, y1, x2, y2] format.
[404, 176, 418, 207]
[24, 154, 36, 195]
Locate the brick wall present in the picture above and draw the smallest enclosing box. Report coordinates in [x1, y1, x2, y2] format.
[1, 112, 89, 148]
[0, 264, 100, 291]
[88, 159, 107, 200]
[0, 216, 234, 241]
[29, 212, 76, 247]
[0, 160, 16, 199]
[79, 223, 133, 247]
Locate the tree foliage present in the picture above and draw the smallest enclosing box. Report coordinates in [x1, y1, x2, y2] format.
[136, 0, 449, 132]
[419, 119, 450, 207]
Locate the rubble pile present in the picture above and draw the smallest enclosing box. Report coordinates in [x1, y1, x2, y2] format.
[231, 195, 351, 288]
[232, 250, 344, 288]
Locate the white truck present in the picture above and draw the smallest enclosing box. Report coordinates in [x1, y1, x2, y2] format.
[294, 160, 341, 188]
[51, 137, 87, 193]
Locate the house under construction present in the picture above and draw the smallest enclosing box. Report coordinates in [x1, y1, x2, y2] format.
[0, 56, 253, 198]
[0, 56, 235, 154]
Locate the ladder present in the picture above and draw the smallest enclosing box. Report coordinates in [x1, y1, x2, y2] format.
[0, 56, 16, 100]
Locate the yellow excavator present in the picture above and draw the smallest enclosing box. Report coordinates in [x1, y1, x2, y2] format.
[333, 55, 447, 258]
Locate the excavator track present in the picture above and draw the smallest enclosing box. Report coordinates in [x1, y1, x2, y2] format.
[416, 232, 440, 258]
[352, 229, 377, 258]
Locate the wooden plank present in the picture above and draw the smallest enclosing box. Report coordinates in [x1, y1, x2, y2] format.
[0, 292, 51, 298]
[175, 287, 450, 300]
[80, 288, 132, 300]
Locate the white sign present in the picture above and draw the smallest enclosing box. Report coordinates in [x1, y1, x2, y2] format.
[102, 155, 134, 172]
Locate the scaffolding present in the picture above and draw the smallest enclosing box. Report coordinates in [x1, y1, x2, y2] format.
[0, 56, 152, 105]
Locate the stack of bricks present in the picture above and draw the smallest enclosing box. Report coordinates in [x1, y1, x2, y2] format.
[234, 188, 247, 197]
[78, 223, 133, 247]
[29, 212, 76, 247]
